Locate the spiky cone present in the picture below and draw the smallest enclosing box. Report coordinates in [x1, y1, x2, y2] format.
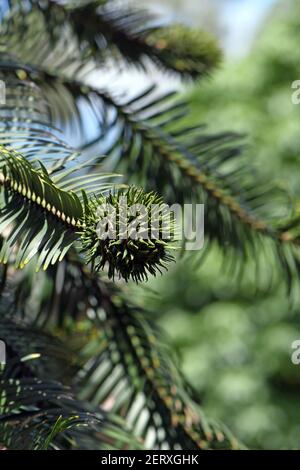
[145, 24, 222, 79]
[80, 187, 175, 282]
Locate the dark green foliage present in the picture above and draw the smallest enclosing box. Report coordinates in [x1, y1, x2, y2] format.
[0, 306, 144, 450]
[163, 0, 300, 449]
[2, 2, 299, 291]
[0, 0, 243, 450]
[5, 0, 220, 80]
[0, 145, 173, 280]
[0, 0, 296, 451]
[6, 259, 240, 450]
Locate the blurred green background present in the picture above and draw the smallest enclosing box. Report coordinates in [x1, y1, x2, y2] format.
[132, 0, 300, 449]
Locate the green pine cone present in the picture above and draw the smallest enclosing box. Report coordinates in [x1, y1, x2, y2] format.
[80, 187, 175, 282]
[145, 24, 222, 79]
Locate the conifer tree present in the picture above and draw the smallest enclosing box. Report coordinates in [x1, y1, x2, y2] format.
[0, 0, 298, 450]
